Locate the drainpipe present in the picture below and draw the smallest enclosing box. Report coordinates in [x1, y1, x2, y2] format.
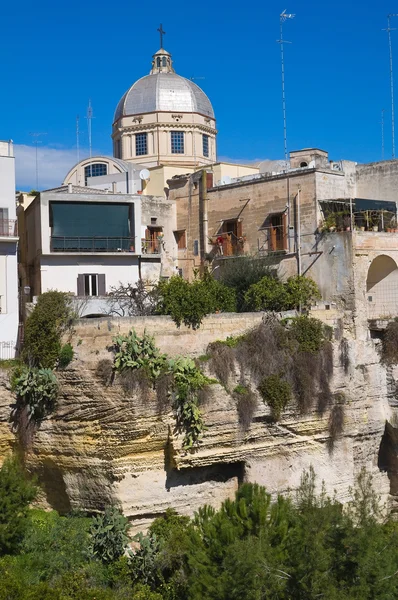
[201, 170, 209, 269]
[297, 186, 302, 276]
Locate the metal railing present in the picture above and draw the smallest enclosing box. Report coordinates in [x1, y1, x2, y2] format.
[0, 219, 17, 237]
[211, 232, 246, 256]
[260, 225, 288, 252]
[141, 239, 161, 254]
[51, 236, 136, 253]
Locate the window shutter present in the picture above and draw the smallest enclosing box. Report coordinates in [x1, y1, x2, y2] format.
[237, 220, 243, 238]
[98, 274, 106, 296]
[283, 213, 288, 250]
[77, 274, 84, 296]
[206, 173, 213, 189]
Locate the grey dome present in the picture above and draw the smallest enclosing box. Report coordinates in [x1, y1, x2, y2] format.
[114, 72, 215, 122]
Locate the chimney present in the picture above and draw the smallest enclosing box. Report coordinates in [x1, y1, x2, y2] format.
[68, 183, 73, 193]
[112, 181, 117, 193]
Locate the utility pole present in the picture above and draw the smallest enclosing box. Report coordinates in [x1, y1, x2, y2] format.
[29, 132, 47, 190]
[277, 9, 295, 168]
[383, 15, 398, 158]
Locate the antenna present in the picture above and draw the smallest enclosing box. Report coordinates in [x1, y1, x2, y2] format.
[381, 108, 386, 160]
[29, 132, 47, 190]
[86, 100, 93, 161]
[277, 10, 295, 168]
[383, 15, 398, 158]
[76, 115, 80, 163]
[190, 76, 205, 81]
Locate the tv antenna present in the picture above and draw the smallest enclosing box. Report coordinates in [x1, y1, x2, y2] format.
[29, 132, 47, 190]
[85, 100, 94, 161]
[190, 76, 205, 81]
[381, 108, 386, 160]
[383, 14, 398, 158]
[277, 9, 295, 167]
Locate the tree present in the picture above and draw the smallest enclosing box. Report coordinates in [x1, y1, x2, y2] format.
[106, 280, 159, 317]
[0, 456, 37, 555]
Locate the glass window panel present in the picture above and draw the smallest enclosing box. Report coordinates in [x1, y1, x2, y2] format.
[91, 274, 97, 296]
[84, 163, 107, 185]
[135, 133, 148, 156]
[171, 131, 184, 154]
[203, 134, 209, 157]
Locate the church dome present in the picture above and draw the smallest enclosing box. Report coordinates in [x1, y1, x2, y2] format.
[113, 49, 215, 122]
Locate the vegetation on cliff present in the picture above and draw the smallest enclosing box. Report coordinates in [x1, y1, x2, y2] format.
[0, 458, 396, 599]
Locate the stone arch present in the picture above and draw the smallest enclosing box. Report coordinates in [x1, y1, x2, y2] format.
[366, 254, 398, 318]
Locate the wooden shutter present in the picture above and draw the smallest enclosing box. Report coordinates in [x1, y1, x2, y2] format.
[98, 274, 106, 296]
[236, 219, 243, 238]
[206, 172, 214, 189]
[77, 274, 85, 296]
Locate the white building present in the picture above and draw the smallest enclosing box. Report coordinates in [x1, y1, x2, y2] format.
[19, 185, 177, 316]
[0, 141, 19, 358]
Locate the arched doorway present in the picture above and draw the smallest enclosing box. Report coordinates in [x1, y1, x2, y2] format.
[366, 255, 398, 318]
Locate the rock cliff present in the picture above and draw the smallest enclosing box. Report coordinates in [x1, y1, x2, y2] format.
[0, 311, 396, 530]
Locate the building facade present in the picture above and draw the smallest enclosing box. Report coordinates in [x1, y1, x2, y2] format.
[19, 185, 177, 317]
[0, 141, 19, 358]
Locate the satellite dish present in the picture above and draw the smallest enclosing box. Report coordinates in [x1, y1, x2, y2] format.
[139, 169, 150, 180]
[221, 175, 231, 185]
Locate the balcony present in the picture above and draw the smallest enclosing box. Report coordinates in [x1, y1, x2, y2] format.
[211, 232, 246, 257]
[141, 238, 161, 254]
[0, 219, 18, 238]
[51, 236, 136, 253]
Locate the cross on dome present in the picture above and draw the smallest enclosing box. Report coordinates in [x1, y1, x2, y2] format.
[157, 24, 166, 48]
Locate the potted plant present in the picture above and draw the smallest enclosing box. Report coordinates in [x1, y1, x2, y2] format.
[322, 213, 336, 232]
[343, 214, 351, 231]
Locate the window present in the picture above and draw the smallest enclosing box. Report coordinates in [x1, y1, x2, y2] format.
[77, 274, 106, 296]
[171, 131, 184, 154]
[157, 57, 161, 67]
[162, 56, 167, 67]
[262, 212, 287, 252]
[84, 163, 107, 185]
[203, 134, 209, 157]
[300, 161, 308, 168]
[135, 133, 148, 156]
[115, 139, 121, 159]
[174, 230, 186, 249]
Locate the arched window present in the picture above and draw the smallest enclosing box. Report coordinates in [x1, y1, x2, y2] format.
[300, 161, 308, 168]
[156, 57, 161, 67]
[162, 56, 167, 67]
[84, 163, 107, 185]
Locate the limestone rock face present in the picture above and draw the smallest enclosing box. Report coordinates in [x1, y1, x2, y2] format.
[0, 312, 397, 531]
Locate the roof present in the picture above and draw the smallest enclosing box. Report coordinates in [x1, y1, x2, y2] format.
[114, 72, 215, 121]
[43, 185, 109, 194]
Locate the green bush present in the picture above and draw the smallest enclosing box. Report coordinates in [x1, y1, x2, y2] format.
[258, 374, 291, 420]
[90, 506, 129, 564]
[23, 291, 73, 368]
[58, 343, 74, 368]
[11, 366, 58, 421]
[244, 275, 321, 312]
[289, 315, 327, 353]
[217, 256, 275, 311]
[0, 456, 37, 555]
[157, 274, 236, 330]
[244, 275, 288, 312]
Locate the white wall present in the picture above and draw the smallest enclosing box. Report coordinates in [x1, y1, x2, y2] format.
[40, 255, 141, 295]
[0, 142, 18, 358]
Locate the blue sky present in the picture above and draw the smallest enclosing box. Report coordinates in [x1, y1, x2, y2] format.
[2, 0, 397, 188]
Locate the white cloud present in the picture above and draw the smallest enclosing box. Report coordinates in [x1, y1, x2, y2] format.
[14, 145, 89, 191]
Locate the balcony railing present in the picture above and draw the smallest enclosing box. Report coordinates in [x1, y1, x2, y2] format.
[211, 232, 246, 257]
[0, 219, 17, 237]
[51, 236, 136, 253]
[141, 239, 161, 254]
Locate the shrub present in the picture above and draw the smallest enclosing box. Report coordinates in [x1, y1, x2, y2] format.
[244, 275, 288, 312]
[157, 275, 236, 330]
[22, 291, 73, 368]
[58, 343, 74, 368]
[288, 315, 327, 353]
[11, 366, 58, 421]
[207, 341, 236, 387]
[258, 374, 291, 420]
[0, 456, 37, 555]
[284, 276, 321, 310]
[233, 385, 257, 429]
[244, 275, 321, 313]
[90, 506, 129, 564]
[217, 256, 275, 312]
